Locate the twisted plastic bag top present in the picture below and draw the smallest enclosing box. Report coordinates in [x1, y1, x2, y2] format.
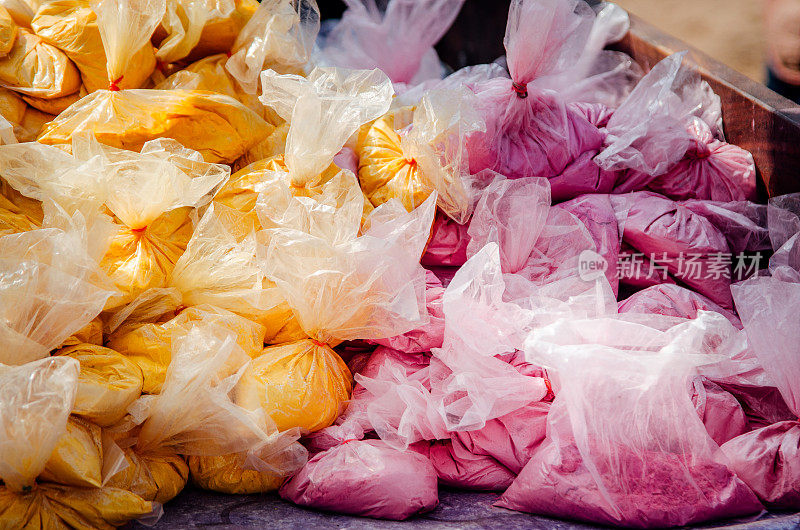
[0, 356, 79, 492]
[134, 324, 279, 456]
[262, 194, 435, 344]
[318, 0, 464, 84]
[0, 209, 115, 365]
[227, 0, 319, 94]
[260, 66, 392, 187]
[596, 52, 724, 175]
[399, 87, 484, 224]
[72, 135, 229, 229]
[92, 0, 165, 86]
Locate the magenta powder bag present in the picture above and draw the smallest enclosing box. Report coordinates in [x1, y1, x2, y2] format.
[598, 52, 756, 202]
[723, 199, 800, 507]
[412, 438, 516, 491]
[466, 0, 636, 201]
[421, 212, 470, 267]
[280, 439, 439, 520]
[612, 191, 733, 308]
[691, 377, 748, 445]
[498, 315, 763, 527]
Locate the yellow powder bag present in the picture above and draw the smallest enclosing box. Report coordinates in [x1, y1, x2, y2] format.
[22, 86, 83, 114]
[32, 0, 156, 92]
[188, 0, 258, 61]
[187, 431, 307, 494]
[0, 6, 17, 56]
[235, 339, 352, 433]
[0, 177, 43, 234]
[57, 343, 144, 427]
[0, 357, 153, 529]
[0, 27, 81, 98]
[105, 442, 189, 504]
[356, 87, 484, 223]
[107, 304, 266, 394]
[16, 105, 53, 141]
[0, 86, 25, 122]
[39, 416, 103, 488]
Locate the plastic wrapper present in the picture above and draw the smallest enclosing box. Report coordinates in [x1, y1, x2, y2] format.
[465, 0, 634, 200]
[613, 191, 734, 308]
[280, 440, 439, 520]
[56, 343, 144, 427]
[0, 356, 153, 528]
[599, 53, 757, 201]
[318, 0, 463, 85]
[723, 211, 800, 507]
[31, 0, 157, 93]
[38, 416, 105, 488]
[108, 304, 266, 394]
[498, 315, 764, 526]
[681, 198, 770, 255]
[618, 283, 742, 328]
[60, 315, 103, 347]
[0, 210, 114, 365]
[0, 0, 37, 27]
[356, 87, 484, 223]
[0, 178, 43, 234]
[0, 26, 81, 98]
[412, 438, 515, 491]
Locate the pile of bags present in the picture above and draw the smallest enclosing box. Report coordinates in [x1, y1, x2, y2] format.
[0, 0, 797, 527]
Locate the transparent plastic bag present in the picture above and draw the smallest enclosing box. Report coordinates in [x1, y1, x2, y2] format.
[0, 26, 81, 98]
[280, 439, 438, 520]
[613, 191, 734, 308]
[317, 0, 464, 85]
[56, 343, 144, 427]
[0, 356, 154, 528]
[723, 208, 800, 507]
[356, 86, 484, 224]
[0, 5, 16, 56]
[599, 53, 756, 201]
[32, 0, 156, 93]
[618, 284, 742, 329]
[226, 0, 319, 93]
[35, 0, 271, 163]
[0, 209, 114, 365]
[412, 437, 515, 491]
[498, 315, 763, 526]
[466, 0, 635, 198]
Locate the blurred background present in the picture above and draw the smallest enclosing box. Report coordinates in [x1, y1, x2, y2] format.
[615, 0, 765, 81]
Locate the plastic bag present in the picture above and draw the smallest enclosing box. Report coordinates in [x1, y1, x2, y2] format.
[369, 269, 445, 354]
[599, 53, 757, 201]
[60, 315, 103, 347]
[420, 211, 470, 267]
[35, 0, 271, 163]
[413, 437, 515, 491]
[234, 339, 352, 433]
[692, 377, 748, 446]
[63, 137, 229, 310]
[723, 210, 800, 507]
[318, 0, 463, 85]
[681, 199, 770, 255]
[31, 0, 156, 93]
[108, 304, 266, 394]
[0, 5, 16, 56]
[0, 26, 81, 98]
[280, 440, 438, 520]
[465, 0, 631, 200]
[557, 193, 624, 295]
[225, 0, 318, 93]
[0, 357, 153, 528]
[56, 343, 144, 427]
[498, 315, 763, 526]
[0, 210, 114, 365]
[618, 283, 742, 328]
[356, 87, 484, 223]
[613, 191, 734, 308]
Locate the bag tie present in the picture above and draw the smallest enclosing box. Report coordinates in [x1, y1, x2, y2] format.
[511, 81, 528, 99]
[108, 76, 124, 92]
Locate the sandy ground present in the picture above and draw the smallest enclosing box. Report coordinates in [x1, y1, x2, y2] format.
[614, 0, 766, 81]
